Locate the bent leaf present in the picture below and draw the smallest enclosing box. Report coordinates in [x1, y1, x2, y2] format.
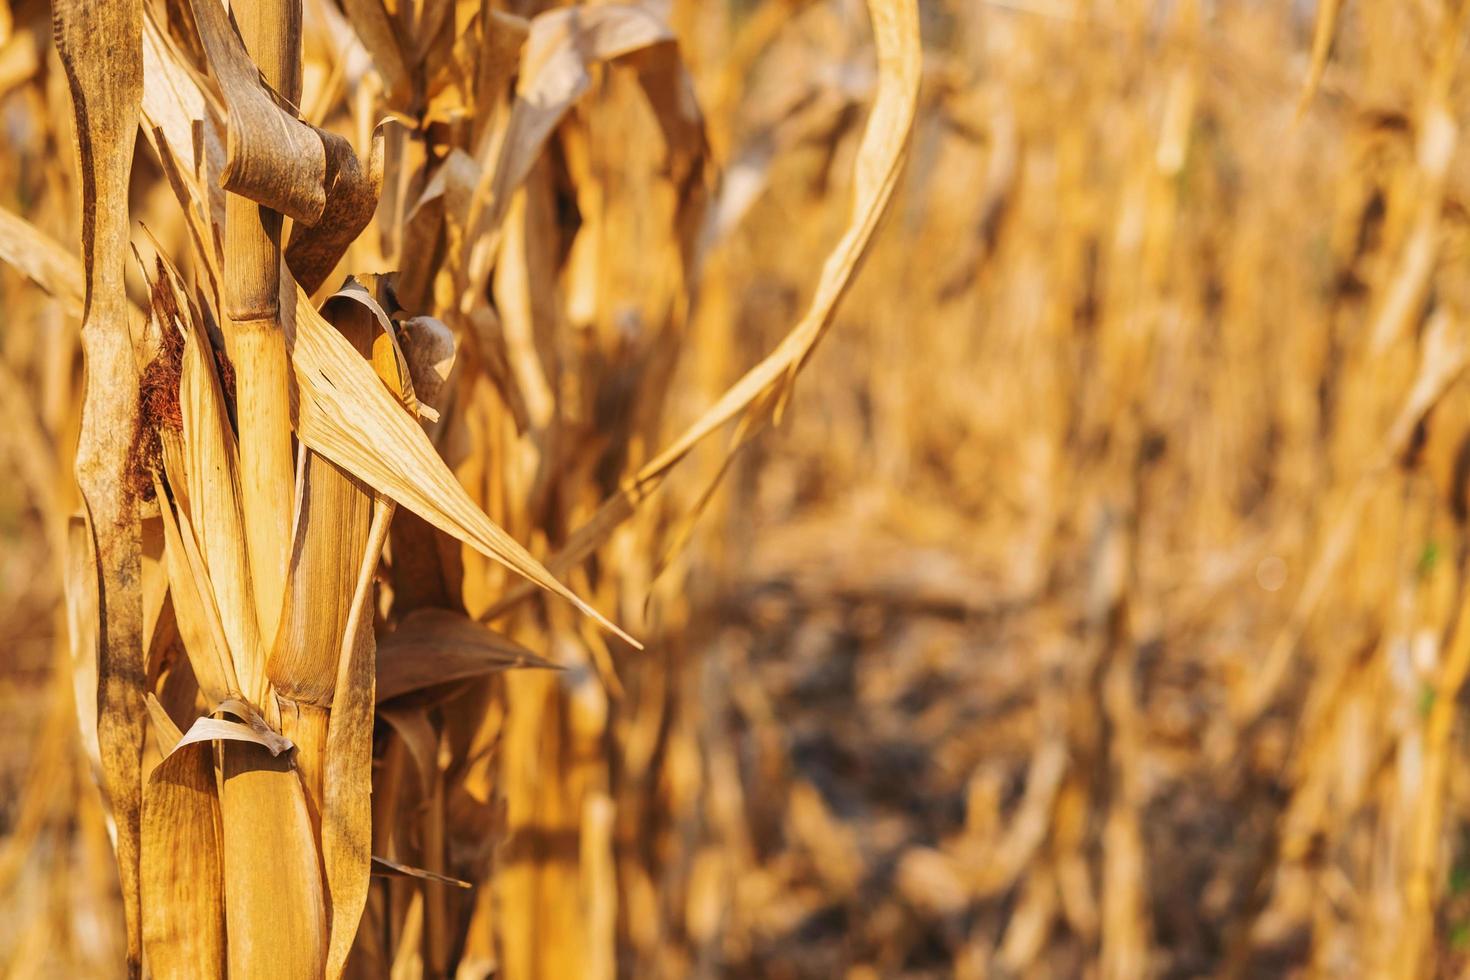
[290, 286, 640, 648]
[377, 609, 556, 704]
[0, 205, 84, 316]
[285, 125, 387, 294]
[186, 0, 327, 223]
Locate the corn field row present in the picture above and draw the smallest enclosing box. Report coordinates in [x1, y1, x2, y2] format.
[4, 0, 1470, 977]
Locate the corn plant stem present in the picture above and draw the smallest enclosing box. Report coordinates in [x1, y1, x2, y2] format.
[52, 0, 145, 973]
[279, 703, 331, 823]
[222, 0, 303, 666]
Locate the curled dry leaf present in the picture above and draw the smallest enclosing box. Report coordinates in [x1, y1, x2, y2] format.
[185, 0, 326, 224]
[285, 124, 388, 295]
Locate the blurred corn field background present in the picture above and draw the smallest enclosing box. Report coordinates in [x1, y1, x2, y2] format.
[6, 0, 1470, 976]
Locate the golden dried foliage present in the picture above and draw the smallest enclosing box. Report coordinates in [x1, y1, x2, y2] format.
[8, 0, 1470, 978]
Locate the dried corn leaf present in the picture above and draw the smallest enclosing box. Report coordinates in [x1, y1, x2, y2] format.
[141, 10, 226, 233]
[1298, 0, 1342, 114]
[290, 286, 640, 647]
[380, 705, 437, 794]
[460, 3, 680, 307]
[377, 608, 556, 703]
[285, 125, 387, 295]
[210, 699, 295, 756]
[322, 497, 394, 979]
[154, 471, 239, 705]
[171, 281, 265, 700]
[144, 692, 184, 753]
[186, 0, 326, 223]
[340, 0, 412, 107]
[0, 206, 84, 317]
[499, 4, 676, 210]
[370, 855, 472, 889]
[397, 315, 456, 415]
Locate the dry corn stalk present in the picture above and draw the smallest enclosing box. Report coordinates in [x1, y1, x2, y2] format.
[15, 0, 923, 975]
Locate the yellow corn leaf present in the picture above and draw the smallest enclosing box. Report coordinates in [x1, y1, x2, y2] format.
[290, 285, 640, 648]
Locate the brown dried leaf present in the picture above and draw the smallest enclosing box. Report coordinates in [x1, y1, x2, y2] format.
[459, 4, 680, 311]
[285, 125, 387, 295]
[154, 470, 239, 706]
[186, 0, 327, 223]
[340, 0, 413, 108]
[377, 608, 556, 704]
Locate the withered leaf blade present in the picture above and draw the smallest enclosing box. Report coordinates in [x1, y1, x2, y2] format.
[140, 8, 227, 238]
[205, 701, 296, 757]
[285, 125, 387, 295]
[377, 608, 557, 704]
[154, 471, 239, 706]
[322, 497, 393, 980]
[290, 286, 641, 648]
[163, 263, 266, 700]
[339, 0, 413, 107]
[186, 0, 327, 223]
[459, 3, 680, 310]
